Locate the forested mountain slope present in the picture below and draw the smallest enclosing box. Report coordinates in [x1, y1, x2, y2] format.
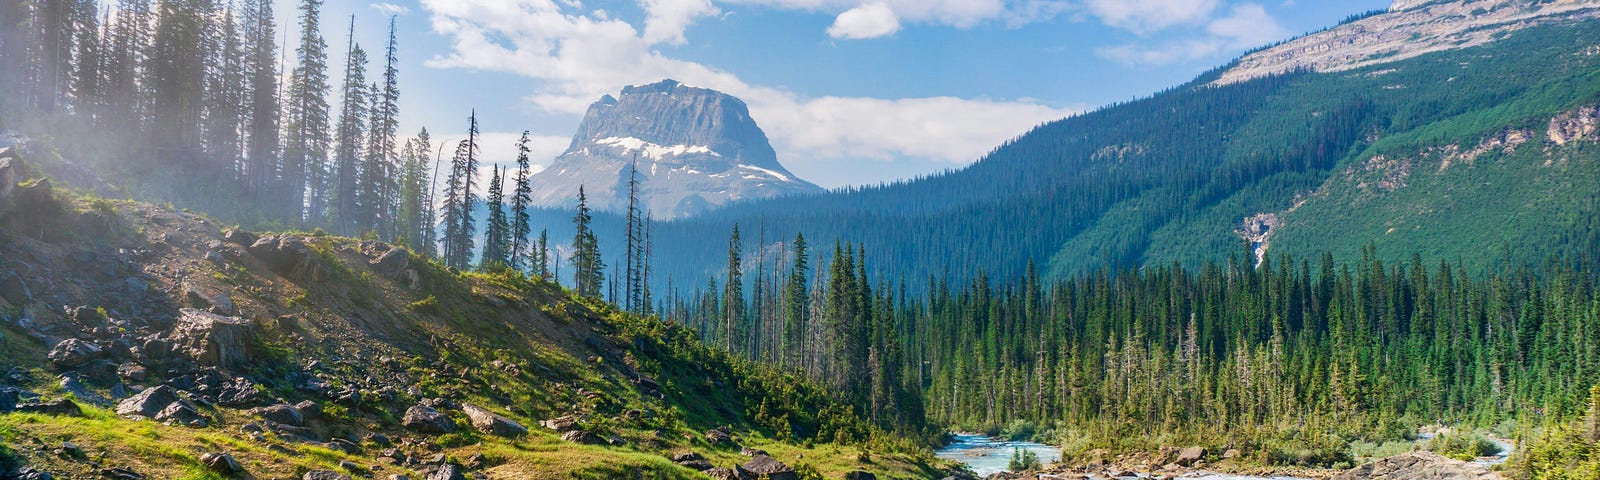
[631, 13, 1600, 290]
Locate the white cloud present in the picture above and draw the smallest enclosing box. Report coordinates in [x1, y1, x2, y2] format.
[370, 2, 411, 16]
[721, 0, 1069, 32]
[1083, 0, 1217, 33]
[642, 0, 721, 44]
[826, 3, 901, 39]
[421, 0, 1077, 168]
[1094, 2, 1290, 66]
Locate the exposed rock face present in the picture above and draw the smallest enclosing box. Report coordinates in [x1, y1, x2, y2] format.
[1332, 451, 1501, 479]
[1216, 0, 1600, 85]
[370, 247, 410, 277]
[527, 79, 822, 219]
[460, 403, 527, 437]
[166, 309, 255, 369]
[1549, 105, 1599, 145]
[116, 385, 179, 419]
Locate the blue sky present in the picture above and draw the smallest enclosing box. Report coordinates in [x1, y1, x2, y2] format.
[279, 0, 1390, 188]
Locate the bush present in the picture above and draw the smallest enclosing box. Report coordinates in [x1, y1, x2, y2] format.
[1425, 431, 1500, 461]
[1008, 447, 1041, 471]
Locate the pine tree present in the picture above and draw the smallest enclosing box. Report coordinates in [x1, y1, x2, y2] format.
[571, 186, 604, 298]
[367, 16, 400, 236]
[242, 0, 279, 201]
[329, 16, 367, 235]
[784, 232, 809, 367]
[147, 0, 212, 155]
[205, 6, 246, 176]
[398, 128, 432, 252]
[510, 131, 533, 271]
[624, 154, 643, 312]
[481, 166, 510, 270]
[69, 0, 101, 119]
[536, 228, 551, 280]
[725, 224, 744, 354]
[283, 0, 330, 222]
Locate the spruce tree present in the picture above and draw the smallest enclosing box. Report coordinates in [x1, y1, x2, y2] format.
[205, 6, 245, 175]
[367, 16, 400, 237]
[725, 224, 744, 354]
[481, 166, 510, 270]
[624, 154, 643, 312]
[283, 0, 330, 222]
[330, 16, 367, 235]
[536, 228, 550, 280]
[784, 232, 809, 367]
[571, 186, 604, 298]
[398, 128, 432, 253]
[242, 0, 279, 201]
[510, 131, 533, 271]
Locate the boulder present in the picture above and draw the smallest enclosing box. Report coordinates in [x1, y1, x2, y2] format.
[156, 400, 208, 427]
[401, 405, 455, 434]
[426, 464, 467, 480]
[1176, 446, 1205, 466]
[561, 430, 606, 445]
[0, 156, 15, 217]
[704, 468, 741, 480]
[215, 377, 262, 407]
[844, 472, 877, 480]
[252, 403, 304, 426]
[461, 403, 528, 437]
[740, 454, 798, 480]
[1332, 451, 1501, 480]
[167, 309, 255, 369]
[200, 452, 243, 475]
[370, 248, 410, 277]
[542, 415, 580, 432]
[16, 399, 82, 416]
[116, 385, 179, 418]
[1222, 449, 1242, 460]
[0, 387, 18, 412]
[117, 363, 148, 383]
[48, 338, 106, 369]
[223, 229, 258, 246]
[705, 428, 733, 446]
[248, 235, 315, 277]
[303, 471, 353, 480]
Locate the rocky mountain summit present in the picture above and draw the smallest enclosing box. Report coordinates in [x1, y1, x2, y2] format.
[1215, 0, 1600, 85]
[526, 80, 823, 219]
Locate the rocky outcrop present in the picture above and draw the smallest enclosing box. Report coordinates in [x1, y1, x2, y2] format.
[526, 79, 822, 219]
[370, 247, 410, 277]
[47, 338, 106, 369]
[460, 403, 527, 438]
[739, 454, 799, 480]
[1549, 105, 1599, 145]
[116, 385, 179, 419]
[1216, 0, 1600, 85]
[166, 309, 255, 369]
[248, 235, 318, 279]
[1332, 451, 1502, 480]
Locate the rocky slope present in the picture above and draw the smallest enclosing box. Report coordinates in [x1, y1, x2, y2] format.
[1214, 0, 1600, 85]
[0, 148, 951, 479]
[526, 80, 823, 220]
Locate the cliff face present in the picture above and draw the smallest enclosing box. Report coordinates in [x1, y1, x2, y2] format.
[1213, 0, 1600, 85]
[527, 80, 822, 219]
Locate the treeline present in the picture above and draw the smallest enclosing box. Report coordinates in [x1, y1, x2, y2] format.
[671, 226, 1600, 463]
[0, 0, 438, 245]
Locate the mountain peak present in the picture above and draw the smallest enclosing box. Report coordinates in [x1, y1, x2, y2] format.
[1215, 0, 1600, 85]
[529, 80, 822, 219]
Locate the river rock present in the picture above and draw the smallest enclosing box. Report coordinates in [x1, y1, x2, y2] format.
[1332, 451, 1501, 480]
[1176, 446, 1205, 466]
[461, 403, 527, 437]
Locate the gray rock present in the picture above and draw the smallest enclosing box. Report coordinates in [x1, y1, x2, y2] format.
[0, 387, 18, 412]
[215, 377, 261, 407]
[370, 247, 410, 277]
[740, 454, 798, 480]
[223, 229, 258, 246]
[48, 338, 106, 368]
[1176, 446, 1205, 466]
[1331, 451, 1500, 480]
[426, 464, 467, 480]
[541, 415, 579, 432]
[704, 468, 740, 480]
[303, 471, 353, 480]
[166, 309, 255, 369]
[461, 403, 527, 438]
[249, 235, 314, 277]
[560, 430, 605, 445]
[402, 405, 455, 434]
[252, 403, 304, 426]
[844, 471, 877, 480]
[156, 400, 207, 427]
[201, 452, 243, 475]
[117, 385, 179, 419]
[16, 398, 82, 416]
[117, 363, 148, 383]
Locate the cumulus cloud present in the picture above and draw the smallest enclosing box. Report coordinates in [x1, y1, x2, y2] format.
[1094, 2, 1290, 66]
[421, 0, 1077, 168]
[826, 3, 901, 39]
[722, 0, 1068, 30]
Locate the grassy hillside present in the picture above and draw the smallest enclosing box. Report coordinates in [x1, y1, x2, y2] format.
[0, 166, 957, 479]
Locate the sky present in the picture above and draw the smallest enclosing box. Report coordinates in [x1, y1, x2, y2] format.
[278, 0, 1391, 189]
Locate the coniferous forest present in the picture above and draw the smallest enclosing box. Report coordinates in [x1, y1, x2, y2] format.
[7, 1, 1600, 477]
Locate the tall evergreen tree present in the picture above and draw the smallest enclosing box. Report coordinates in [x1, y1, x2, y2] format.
[784, 232, 809, 367]
[147, 0, 212, 155]
[397, 128, 432, 252]
[329, 16, 367, 235]
[69, 0, 101, 119]
[283, 0, 330, 222]
[536, 228, 551, 280]
[725, 224, 744, 353]
[481, 165, 510, 269]
[366, 16, 400, 237]
[510, 131, 533, 271]
[571, 186, 604, 298]
[204, 6, 245, 175]
[624, 154, 643, 312]
[242, 0, 279, 201]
